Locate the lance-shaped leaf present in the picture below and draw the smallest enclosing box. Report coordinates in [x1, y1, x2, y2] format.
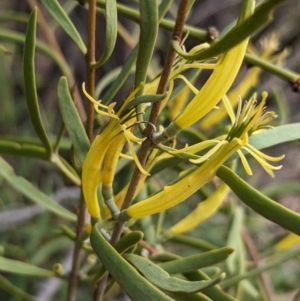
[0, 256, 55, 277]
[93, 230, 144, 282]
[90, 222, 174, 301]
[0, 274, 37, 301]
[122, 93, 166, 112]
[91, 0, 117, 68]
[23, 8, 52, 159]
[100, 0, 171, 103]
[156, 247, 234, 274]
[248, 122, 300, 150]
[39, 0, 86, 53]
[216, 165, 300, 235]
[134, 0, 158, 88]
[0, 139, 48, 159]
[57, 76, 90, 166]
[153, 252, 238, 301]
[0, 157, 76, 222]
[134, 0, 158, 126]
[124, 253, 225, 293]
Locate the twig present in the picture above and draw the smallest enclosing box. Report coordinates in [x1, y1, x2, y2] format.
[85, 0, 97, 141]
[242, 228, 275, 301]
[67, 0, 97, 300]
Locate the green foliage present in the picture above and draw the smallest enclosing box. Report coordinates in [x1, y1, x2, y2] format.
[1, 0, 300, 301]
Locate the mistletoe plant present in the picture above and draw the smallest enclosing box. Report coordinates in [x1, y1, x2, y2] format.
[1, 0, 300, 301]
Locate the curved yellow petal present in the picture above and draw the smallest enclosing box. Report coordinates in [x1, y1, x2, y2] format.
[237, 149, 253, 176]
[172, 1, 254, 130]
[121, 127, 150, 176]
[244, 143, 285, 162]
[82, 125, 119, 218]
[189, 140, 228, 164]
[102, 135, 127, 186]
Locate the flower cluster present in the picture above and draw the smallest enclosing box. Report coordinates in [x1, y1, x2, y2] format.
[81, 0, 284, 227]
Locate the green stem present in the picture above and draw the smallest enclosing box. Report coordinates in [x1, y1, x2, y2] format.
[245, 53, 300, 89]
[95, 0, 207, 40]
[53, 123, 66, 153]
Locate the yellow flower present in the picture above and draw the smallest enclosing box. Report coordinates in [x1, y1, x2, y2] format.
[152, 0, 255, 144]
[81, 83, 149, 220]
[118, 93, 284, 220]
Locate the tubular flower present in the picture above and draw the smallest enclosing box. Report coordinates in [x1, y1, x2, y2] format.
[118, 93, 284, 221]
[81, 83, 150, 220]
[152, 0, 255, 144]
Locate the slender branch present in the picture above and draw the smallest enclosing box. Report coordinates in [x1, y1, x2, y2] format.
[67, 196, 86, 301]
[68, 1, 97, 300]
[85, 0, 97, 141]
[242, 228, 275, 301]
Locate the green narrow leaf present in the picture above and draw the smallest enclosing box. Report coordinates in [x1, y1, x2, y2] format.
[157, 247, 234, 274]
[99, 0, 172, 104]
[0, 274, 37, 301]
[248, 122, 300, 149]
[93, 230, 144, 282]
[39, 0, 86, 53]
[92, 0, 117, 68]
[158, 0, 173, 19]
[152, 252, 239, 301]
[0, 139, 48, 159]
[134, 0, 159, 126]
[1, 28, 72, 78]
[0, 157, 76, 221]
[216, 165, 300, 235]
[124, 253, 225, 293]
[135, 0, 158, 88]
[123, 93, 166, 112]
[0, 256, 55, 277]
[90, 222, 174, 301]
[23, 8, 53, 159]
[114, 231, 144, 253]
[57, 76, 90, 166]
